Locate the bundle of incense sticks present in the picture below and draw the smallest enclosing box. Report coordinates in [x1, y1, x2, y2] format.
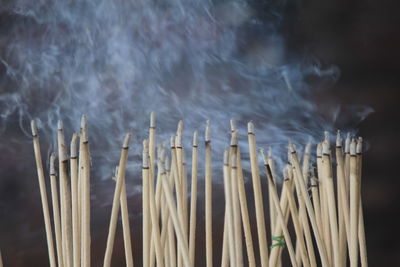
[28, 113, 368, 267]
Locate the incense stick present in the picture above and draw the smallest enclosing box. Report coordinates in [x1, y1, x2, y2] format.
[103, 134, 131, 267]
[31, 120, 57, 267]
[49, 153, 64, 267]
[205, 120, 213, 267]
[189, 131, 198, 264]
[247, 122, 269, 266]
[70, 133, 80, 267]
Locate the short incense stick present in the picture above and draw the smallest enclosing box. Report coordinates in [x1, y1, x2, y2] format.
[247, 122, 269, 266]
[205, 120, 213, 267]
[103, 134, 131, 267]
[31, 120, 57, 267]
[49, 153, 64, 267]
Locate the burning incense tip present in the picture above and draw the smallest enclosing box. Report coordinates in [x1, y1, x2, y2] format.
[143, 139, 149, 168]
[283, 165, 290, 180]
[170, 136, 175, 148]
[345, 133, 351, 153]
[230, 119, 237, 132]
[230, 149, 237, 167]
[57, 120, 63, 131]
[150, 112, 156, 128]
[357, 137, 363, 154]
[177, 120, 183, 136]
[316, 143, 322, 157]
[311, 177, 318, 186]
[322, 141, 330, 155]
[247, 121, 254, 134]
[165, 156, 170, 172]
[70, 133, 78, 158]
[336, 130, 342, 147]
[230, 130, 238, 146]
[288, 141, 296, 153]
[223, 148, 229, 165]
[122, 134, 132, 149]
[205, 120, 211, 142]
[324, 131, 330, 143]
[267, 146, 273, 158]
[30, 120, 38, 137]
[49, 153, 56, 175]
[350, 139, 357, 156]
[260, 148, 267, 164]
[193, 131, 198, 147]
[305, 141, 311, 155]
[81, 115, 88, 142]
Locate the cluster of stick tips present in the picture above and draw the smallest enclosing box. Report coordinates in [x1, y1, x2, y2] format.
[25, 113, 368, 267]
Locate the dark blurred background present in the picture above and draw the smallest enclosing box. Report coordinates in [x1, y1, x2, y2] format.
[1, 0, 400, 266]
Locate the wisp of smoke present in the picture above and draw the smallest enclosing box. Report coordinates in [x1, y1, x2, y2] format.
[0, 0, 372, 183]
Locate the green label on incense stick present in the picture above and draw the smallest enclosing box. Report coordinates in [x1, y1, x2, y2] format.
[270, 235, 286, 249]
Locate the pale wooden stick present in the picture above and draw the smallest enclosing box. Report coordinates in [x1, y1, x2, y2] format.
[205, 120, 213, 267]
[223, 149, 236, 267]
[189, 131, 198, 264]
[148, 113, 156, 267]
[143, 139, 151, 267]
[357, 138, 368, 267]
[289, 143, 329, 267]
[230, 130, 243, 267]
[336, 132, 350, 266]
[176, 121, 188, 240]
[160, 158, 192, 267]
[270, 165, 291, 266]
[262, 160, 298, 267]
[322, 134, 340, 267]
[267, 147, 277, 240]
[317, 142, 332, 265]
[30, 120, 56, 267]
[112, 167, 134, 267]
[167, 158, 177, 267]
[103, 134, 131, 267]
[236, 146, 256, 267]
[292, 165, 317, 267]
[70, 133, 80, 267]
[220, 211, 229, 267]
[349, 139, 359, 267]
[57, 121, 72, 267]
[247, 122, 269, 266]
[49, 153, 64, 267]
[310, 176, 322, 236]
[80, 115, 91, 267]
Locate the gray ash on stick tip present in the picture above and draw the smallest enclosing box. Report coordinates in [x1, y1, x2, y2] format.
[57, 120, 63, 131]
[305, 138, 312, 156]
[288, 141, 296, 154]
[170, 135, 175, 148]
[176, 120, 183, 147]
[205, 120, 211, 143]
[122, 133, 132, 149]
[230, 130, 238, 147]
[336, 130, 342, 147]
[356, 137, 363, 154]
[49, 153, 56, 176]
[283, 165, 290, 181]
[142, 139, 149, 168]
[230, 119, 237, 132]
[81, 114, 88, 143]
[150, 112, 156, 129]
[165, 156, 170, 172]
[311, 177, 318, 187]
[345, 133, 351, 154]
[30, 120, 38, 137]
[247, 121, 254, 134]
[223, 148, 229, 166]
[350, 138, 357, 156]
[70, 133, 78, 158]
[316, 142, 322, 157]
[322, 140, 330, 156]
[158, 158, 166, 174]
[192, 130, 198, 147]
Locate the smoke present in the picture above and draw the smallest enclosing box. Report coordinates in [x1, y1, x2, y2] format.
[0, 0, 372, 182]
